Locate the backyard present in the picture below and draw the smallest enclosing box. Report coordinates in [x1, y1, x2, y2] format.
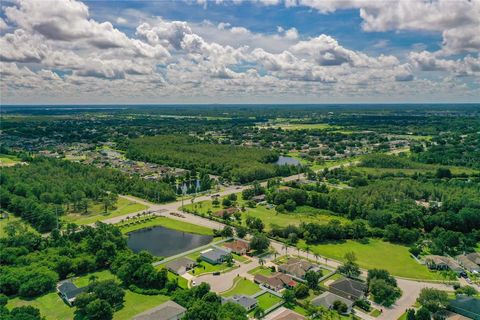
[220, 277, 263, 297]
[298, 239, 440, 280]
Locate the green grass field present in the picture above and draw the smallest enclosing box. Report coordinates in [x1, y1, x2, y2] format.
[0, 154, 21, 166]
[189, 260, 235, 276]
[62, 197, 148, 225]
[118, 216, 213, 235]
[256, 292, 282, 310]
[0, 214, 37, 237]
[352, 165, 479, 176]
[184, 195, 346, 231]
[248, 266, 274, 277]
[7, 270, 171, 320]
[298, 239, 440, 280]
[271, 123, 337, 130]
[220, 277, 262, 297]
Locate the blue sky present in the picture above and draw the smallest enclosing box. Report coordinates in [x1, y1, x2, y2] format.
[0, 0, 478, 104]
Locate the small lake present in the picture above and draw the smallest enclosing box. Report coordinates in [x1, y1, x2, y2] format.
[127, 226, 213, 257]
[275, 156, 301, 166]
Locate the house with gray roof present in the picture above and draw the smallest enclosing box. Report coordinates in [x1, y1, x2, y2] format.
[311, 292, 354, 314]
[222, 295, 258, 311]
[133, 300, 187, 320]
[456, 255, 480, 274]
[425, 255, 464, 274]
[329, 278, 367, 301]
[200, 246, 231, 265]
[448, 296, 480, 320]
[278, 258, 319, 279]
[57, 280, 87, 306]
[165, 257, 197, 275]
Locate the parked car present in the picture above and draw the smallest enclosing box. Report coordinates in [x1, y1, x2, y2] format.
[213, 272, 221, 276]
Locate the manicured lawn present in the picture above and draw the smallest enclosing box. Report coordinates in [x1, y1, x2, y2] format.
[232, 253, 250, 263]
[320, 272, 344, 288]
[397, 311, 408, 320]
[352, 165, 479, 177]
[298, 239, 441, 280]
[62, 197, 148, 225]
[370, 308, 382, 317]
[167, 271, 188, 289]
[189, 260, 235, 276]
[221, 277, 262, 297]
[276, 123, 336, 130]
[118, 216, 213, 236]
[256, 292, 282, 310]
[248, 266, 274, 277]
[114, 291, 169, 320]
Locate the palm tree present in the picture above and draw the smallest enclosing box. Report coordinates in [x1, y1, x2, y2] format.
[314, 253, 319, 264]
[282, 244, 288, 256]
[259, 257, 265, 267]
[306, 246, 310, 260]
[297, 247, 300, 257]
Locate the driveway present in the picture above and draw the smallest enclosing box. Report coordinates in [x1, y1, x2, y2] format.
[196, 259, 261, 293]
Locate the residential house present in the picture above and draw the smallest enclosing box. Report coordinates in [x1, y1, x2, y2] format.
[200, 246, 231, 265]
[133, 301, 187, 320]
[278, 258, 319, 279]
[57, 280, 87, 306]
[456, 255, 480, 274]
[466, 252, 480, 265]
[254, 273, 297, 291]
[425, 255, 464, 274]
[221, 295, 257, 311]
[224, 240, 249, 255]
[264, 307, 306, 320]
[165, 257, 197, 275]
[448, 297, 480, 320]
[311, 292, 354, 314]
[328, 278, 367, 301]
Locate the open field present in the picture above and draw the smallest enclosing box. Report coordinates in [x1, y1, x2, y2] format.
[273, 123, 337, 130]
[220, 277, 262, 297]
[0, 154, 21, 166]
[298, 239, 441, 280]
[352, 165, 479, 176]
[184, 195, 346, 231]
[117, 215, 214, 235]
[62, 197, 148, 225]
[7, 270, 171, 320]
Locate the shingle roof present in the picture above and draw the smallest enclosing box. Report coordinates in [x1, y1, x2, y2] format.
[311, 291, 354, 309]
[165, 257, 196, 274]
[133, 300, 187, 320]
[57, 281, 87, 301]
[222, 295, 257, 310]
[329, 278, 367, 301]
[448, 297, 480, 320]
[201, 247, 230, 262]
[466, 252, 480, 265]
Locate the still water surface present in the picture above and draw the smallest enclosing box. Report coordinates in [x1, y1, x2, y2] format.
[127, 226, 213, 257]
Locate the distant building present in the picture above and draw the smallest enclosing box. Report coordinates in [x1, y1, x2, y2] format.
[328, 278, 367, 301]
[200, 246, 231, 265]
[133, 300, 187, 320]
[278, 258, 319, 279]
[425, 255, 464, 274]
[224, 240, 249, 255]
[456, 255, 480, 274]
[251, 194, 266, 202]
[57, 280, 87, 306]
[448, 297, 480, 320]
[311, 292, 354, 314]
[222, 295, 257, 311]
[165, 257, 197, 275]
[254, 272, 296, 291]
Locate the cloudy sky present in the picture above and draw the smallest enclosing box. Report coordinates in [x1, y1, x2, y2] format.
[0, 0, 479, 104]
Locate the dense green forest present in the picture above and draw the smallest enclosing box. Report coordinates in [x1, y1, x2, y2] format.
[267, 177, 480, 255]
[126, 135, 297, 183]
[0, 158, 175, 231]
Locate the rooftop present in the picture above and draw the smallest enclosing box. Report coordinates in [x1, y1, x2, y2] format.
[133, 300, 187, 320]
